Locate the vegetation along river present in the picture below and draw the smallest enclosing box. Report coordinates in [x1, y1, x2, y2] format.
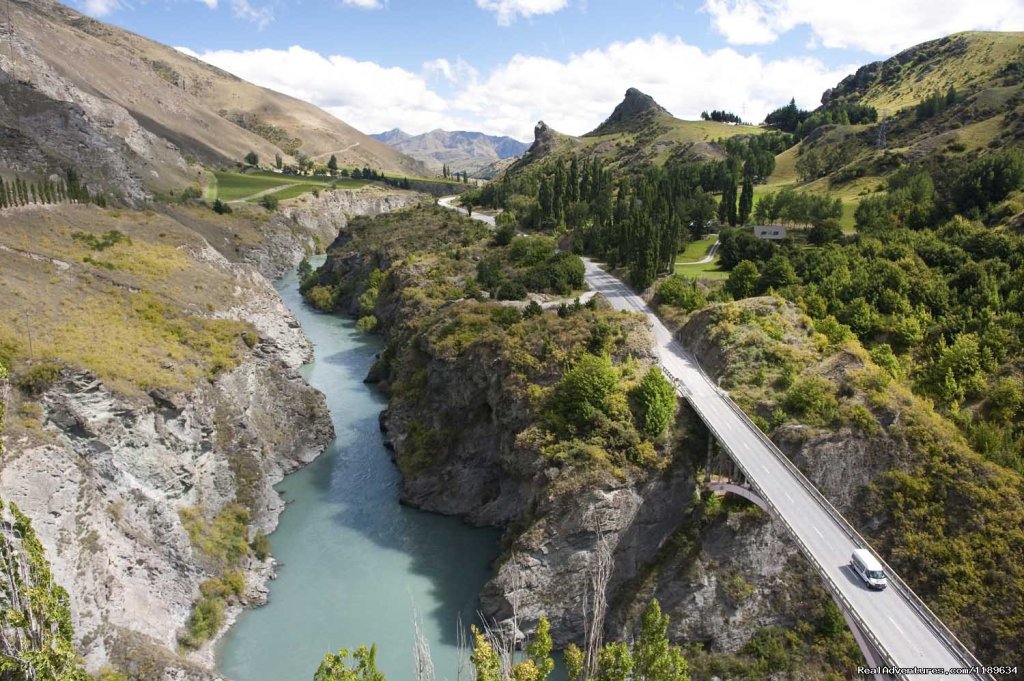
[217, 257, 500, 680]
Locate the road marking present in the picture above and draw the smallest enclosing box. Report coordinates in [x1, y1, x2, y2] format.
[887, 615, 906, 637]
[784, 492, 794, 503]
[813, 526, 824, 538]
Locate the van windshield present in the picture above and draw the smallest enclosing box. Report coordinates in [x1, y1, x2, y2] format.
[868, 570, 885, 579]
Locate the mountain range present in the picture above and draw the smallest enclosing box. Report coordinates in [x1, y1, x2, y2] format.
[371, 128, 529, 177]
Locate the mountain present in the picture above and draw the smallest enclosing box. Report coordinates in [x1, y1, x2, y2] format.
[508, 88, 763, 176]
[371, 128, 530, 176]
[0, 0, 426, 200]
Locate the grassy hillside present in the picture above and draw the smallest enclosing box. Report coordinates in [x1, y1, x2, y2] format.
[509, 89, 763, 176]
[3, 0, 427, 197]
[0, 205, 266, 397]
[764, 31, 1024, 206]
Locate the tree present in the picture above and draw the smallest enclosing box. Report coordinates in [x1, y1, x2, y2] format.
[738, 171, 754, 224]
[328, 155, 338, 174]
[314, 645, 386, 681]
[759, 254, 798, 290]
[470, 626, 501, 681]
[552, 353, 619, 429]
[0, 499, 89, 681]
[726, 260, 760, 299]
[595, 642, 633, 681]
[244, 150, 259, 166]
[275, 153, 283, 169]
[630, 367, 677, 438]
[634, 600, 689, 681]
[524, 617, 555, 680]
[564, 644, 585, 681]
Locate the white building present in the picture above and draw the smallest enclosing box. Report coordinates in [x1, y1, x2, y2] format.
[754, 225, 787, 240]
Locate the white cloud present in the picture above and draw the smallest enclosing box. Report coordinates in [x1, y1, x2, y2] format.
[341, 0, 383, 8]
[452, 35, 850, 138]
[183, 35, 849, 140]
[79, 0, 121, 16]
[476, 0, 570, 26]
[186, 46, 465, 134]
[423, 57, 479, 85]
[230, 0, 273, 27]
[704, 0, 1024, 54]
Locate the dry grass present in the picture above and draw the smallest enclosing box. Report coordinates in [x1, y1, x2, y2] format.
[0, 205, 260, 395]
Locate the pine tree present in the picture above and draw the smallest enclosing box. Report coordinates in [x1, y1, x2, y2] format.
[0, 179, 6, 208]
[327, 154, 338, 174]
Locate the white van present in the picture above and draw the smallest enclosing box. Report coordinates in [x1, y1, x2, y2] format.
[850, 549, 888, 590]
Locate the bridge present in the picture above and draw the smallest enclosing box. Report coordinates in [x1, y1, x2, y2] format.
[439, 197, 992, 679]
[582, 259, 991, 681]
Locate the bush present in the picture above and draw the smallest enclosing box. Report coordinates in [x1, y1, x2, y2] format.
[260, 194, 279, 211]
[16, 362, 62, 396]
[355, 315, 378, 333]
[306, 285, 339, 311]
[494, 221, 516, 246]
[783, 376, 838, 424]
[490, 306, 522, 329]
[179, 596, 225, 649]
[629, 367, 677, 437]
[251, 533, 271, 561]
[550, 353, 619, 430]
[656, 276, 706, 312]
[212, 198, 232, 214]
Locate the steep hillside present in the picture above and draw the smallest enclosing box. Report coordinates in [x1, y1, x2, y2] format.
[0, 0, 426, 199]
[509, 88, 763, 175]
[371, 128, 530, 176]
[766, 31, 1024, 199]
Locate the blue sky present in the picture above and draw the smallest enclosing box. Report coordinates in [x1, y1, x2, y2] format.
[75, 0, 1024, 139]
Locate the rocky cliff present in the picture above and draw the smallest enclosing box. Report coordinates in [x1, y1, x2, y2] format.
[0, 217, 334, 678]
[311, 208, 859, 675]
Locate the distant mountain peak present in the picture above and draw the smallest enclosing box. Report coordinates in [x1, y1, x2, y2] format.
[586, 87, 672, 136]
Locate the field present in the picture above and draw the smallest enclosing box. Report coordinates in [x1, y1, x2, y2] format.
[209, 171, 367, 203]
[676, 236, 718, 263]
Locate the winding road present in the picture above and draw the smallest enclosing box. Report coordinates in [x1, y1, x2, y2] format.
[442, 197, 990, 680]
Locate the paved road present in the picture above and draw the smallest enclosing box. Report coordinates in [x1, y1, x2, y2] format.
[677, 238, 720, 266]
[582, 259, 978, 680]
[442, 198, 984, 679]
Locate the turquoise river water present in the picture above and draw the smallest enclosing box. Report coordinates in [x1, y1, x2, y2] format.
[216, 257, 500, 680]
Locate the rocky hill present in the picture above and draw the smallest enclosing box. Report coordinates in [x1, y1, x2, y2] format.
[0, 0, 426, 201]
[371, 128, 530, 176]
[507, 88, 763, 176]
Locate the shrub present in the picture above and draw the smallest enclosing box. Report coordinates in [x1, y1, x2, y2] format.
[251, 532, 271, 561]
[179, 596, 225, 649]
[494, 221, 516, 246]
[783, 376, 838, 424]
[355, 315, 378, 333]
[490, 306, 522, 329]
[260, 194, 279, 211]
[656, 276, 706, 312]
[629, 367, 677, 437]
[306, 285, 338, 311]
[16, 362, 62, 396]
[550, 353, 619, 429]
[211, 198, 232, 215]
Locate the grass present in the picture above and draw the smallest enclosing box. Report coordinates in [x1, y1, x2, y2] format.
[673, 258, 729, 280]
[211, 170, 367, 203]
[0, 206, 262, 395]
[677, 236, 718, 263]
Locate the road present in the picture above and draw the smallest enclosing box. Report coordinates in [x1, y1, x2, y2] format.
[442, 198, 984, 679]
[677, 239, 720, 266]
[583, 259, 977, 680]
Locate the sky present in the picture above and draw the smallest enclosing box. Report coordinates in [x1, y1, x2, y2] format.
[73, 0, 1024, 141]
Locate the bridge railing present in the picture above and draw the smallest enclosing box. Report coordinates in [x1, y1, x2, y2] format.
[668, 354, 992, 680]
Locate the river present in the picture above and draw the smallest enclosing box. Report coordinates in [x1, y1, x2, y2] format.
[217, 257, 500, 680]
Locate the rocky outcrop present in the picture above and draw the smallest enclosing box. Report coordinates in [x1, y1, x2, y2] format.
[587, 88, 673, 137]
[250, 188, 426, 280]
[0, 242, 333, 678]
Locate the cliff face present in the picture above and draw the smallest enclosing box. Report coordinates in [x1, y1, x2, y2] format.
[0, 237, 332, 678]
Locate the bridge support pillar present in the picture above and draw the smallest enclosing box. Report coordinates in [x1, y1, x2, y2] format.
[838, 603, 889, 680]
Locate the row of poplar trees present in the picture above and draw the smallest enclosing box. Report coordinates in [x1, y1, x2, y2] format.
[0, 169, 92, 209]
